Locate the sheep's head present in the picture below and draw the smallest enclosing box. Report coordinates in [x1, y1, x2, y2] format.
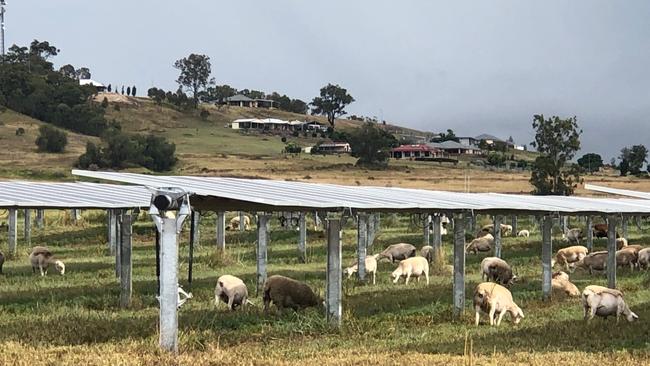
[343, 266, 357, 279]
[391, 268, 402, 283]
[626, 310, 639, 322]
[54, 260, 65, 275]
[511, 305, 524, 324]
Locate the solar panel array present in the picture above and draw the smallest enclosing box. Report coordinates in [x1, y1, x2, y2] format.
[0, 181, 151, 209]
[72, 170, 650, 215]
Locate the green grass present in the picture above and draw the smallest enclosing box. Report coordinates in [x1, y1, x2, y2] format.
[0, 211, 649, 365]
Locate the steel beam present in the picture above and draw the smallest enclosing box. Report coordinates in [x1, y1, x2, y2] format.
[453, 212, 466, 317]
[542, 216, 553, 301]
[326, 218, 342, 327]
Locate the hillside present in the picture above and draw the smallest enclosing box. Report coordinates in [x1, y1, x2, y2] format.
[0, 109, 97, 180]
[1, 97, 648, 196]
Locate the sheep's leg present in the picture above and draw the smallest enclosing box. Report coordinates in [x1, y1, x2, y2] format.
[488, 306, 496, 326]
[474, 307, 481, 326]
[496, 310, 506, 326]
[372, 271, 376, 285]
[425, 271, 429, 285]
[242, 296, 248, 311]
[583, 305, 589, 320]
[405, 272, 411, 285]
[39, 265, 45, 277]
[589, 305, 597, 321]
[228, 296, 235, 311]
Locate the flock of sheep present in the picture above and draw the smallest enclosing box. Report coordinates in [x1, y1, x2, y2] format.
[468, 223, 640, 326]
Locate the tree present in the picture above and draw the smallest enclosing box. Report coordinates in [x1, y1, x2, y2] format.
[131, 85, 136, 96]
[35, 125, 68, 153]
[619, 145, 648, 176]
[310, 83, 355, 129]
[529, 114, 582, 195]
[126, 86, 131, 96]
[76, 67, 91, 80]
[121, 86, 124, 95]
[577, 153, 603, 174]
[59, 64, 77, 79]
[347, 122, 398, 167]
[432, 129, 457, 142]
[148, 87, 166, 104]
[174, 53, 213, 108]
[107, 84, 112, 92]
[200, 84, 236, 103]
[100, 97, 109, 109]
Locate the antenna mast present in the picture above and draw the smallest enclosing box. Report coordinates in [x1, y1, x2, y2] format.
[0, 0, 6, 58]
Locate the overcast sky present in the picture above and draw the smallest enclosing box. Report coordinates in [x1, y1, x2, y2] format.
[6, 1, 650, 160]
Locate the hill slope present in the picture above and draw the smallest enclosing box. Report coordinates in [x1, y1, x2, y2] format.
[0, 110, 97, 180]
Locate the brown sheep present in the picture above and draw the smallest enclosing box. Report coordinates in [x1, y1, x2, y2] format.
[263, 275, 322, 312]
[29, 246, 65, 276]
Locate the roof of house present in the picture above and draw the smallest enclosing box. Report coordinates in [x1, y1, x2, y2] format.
[79, 79, 105, 88]
[392, 144, 440, 152]
[226, 94, 254, 102]
[428, 141, 481, 150]
[474, 133, 504, 142]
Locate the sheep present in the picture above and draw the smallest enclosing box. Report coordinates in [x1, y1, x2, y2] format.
[593, 223, 619, 239]
[582, 285, 638, 323]
[637, 248, 650, 270]
[473, 282, 524, 326]
[479, 224, 511, 237]
[391, 256, 429, 285]
[616, 237, 628, 250]
[263, 275, 322, 312]
[554, 245, 589, 272]
[226, 215, 250, 231]
[517, 229, 530, 238]
[466, 234, 494, 255]
[574, 251, 607, 274]
[215, 274, 251, 310]
[616, 248, 637, 271]
[551, 271, 580, 297]
[562, 228, 583, 245]
[378, 243, 416, 263]
[420, 245, 435, 263]
[0, 250, 4, 274]
[480, 257, 516, 287]
[343, 254, 379, 285]
[29, 246, 65, 276]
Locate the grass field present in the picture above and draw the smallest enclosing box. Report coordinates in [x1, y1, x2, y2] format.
[1, 210, 649, 365]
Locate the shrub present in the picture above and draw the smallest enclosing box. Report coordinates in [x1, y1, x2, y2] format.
[100, 97, 109, 109]
[284, 142, 302, 154]
[114, 104, 121, 111]
[35, 125, 68, 153]
[15, 127, 25, 136]
[199, 109, 210, 121]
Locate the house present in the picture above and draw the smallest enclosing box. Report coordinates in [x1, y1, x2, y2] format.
[225, 94, 275, 108]
[231, 118, 309, 132]
[79, 78, 106, 92]
[427, 141, 482, 155]
[391, 144, 443, 159]
[311, 142, 351, 154]
[457, 136, 478, 147]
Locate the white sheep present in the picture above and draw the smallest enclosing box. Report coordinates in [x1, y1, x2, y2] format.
[391, 257, 429, 285]
[582, 285, 638, 323]
[29, 246, 65, 276]
[343, 254, 379, 285]
[473, 282, 524, 326]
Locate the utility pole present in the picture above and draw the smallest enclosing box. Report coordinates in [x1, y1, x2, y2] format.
[1, 0, 6, 59]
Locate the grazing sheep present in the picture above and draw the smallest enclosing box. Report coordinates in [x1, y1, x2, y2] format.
[420, 245, 435, 263]
[575, 251, 608, 274]
[378, 243, 416, 263]
[517, 229, 530, 239]
[637, 248, 650, 270]
[616, 237, 628, 250]
[344, 254, 379, 285]
[562, 228, 583, 245]
[554, 245, 589, 272]
[480, 257, 516, 287]
[263, 275, 322, 312]
[466, 234, 494, 255]
[593, 223, 619, 239]
[551, 271, 580, 297]
[616, 249, 637, 271]
[0, 251, 4, 274]
[29, 246, 65, 276]
[227, 215, 250, 231]
[473, 282, 524, 326]
[582, 285, 638, 323]
[480, 224, 512, 237]
[391, 257, 429, 285]
[215, 274, 250, 310]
